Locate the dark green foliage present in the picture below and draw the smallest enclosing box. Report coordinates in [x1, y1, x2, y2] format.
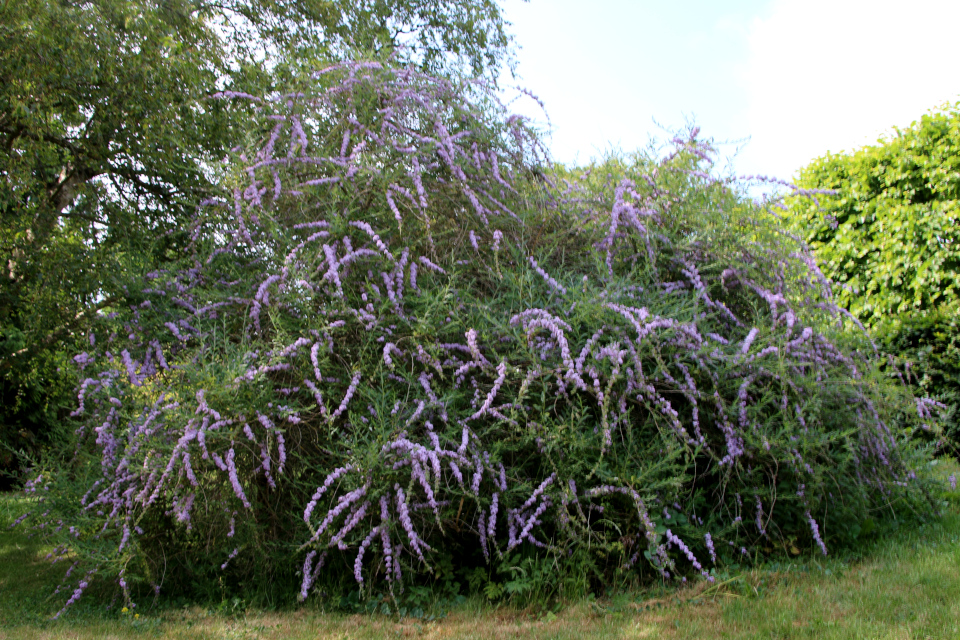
[0, 345, 74, 490]
[884, 313, 960, 450]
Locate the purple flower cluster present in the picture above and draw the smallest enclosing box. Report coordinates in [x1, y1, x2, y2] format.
[528, 257, 567, 295]
[665, 529, 711, 581]
[806, 512, 828, 556]
[705, 533, 716, 565]
[54, 570, 96, 619]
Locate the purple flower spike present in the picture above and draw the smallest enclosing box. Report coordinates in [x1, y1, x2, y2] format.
[806, 512, 828, 555]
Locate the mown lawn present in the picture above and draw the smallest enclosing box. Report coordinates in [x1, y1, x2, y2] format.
[3, 459, 959, 640]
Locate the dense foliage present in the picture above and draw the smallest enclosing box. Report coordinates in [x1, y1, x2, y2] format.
[788, 103, 960, 447]
[0, 0, 518, 485]
[884, 313, 960, 447]
[18, 61, 938, 615]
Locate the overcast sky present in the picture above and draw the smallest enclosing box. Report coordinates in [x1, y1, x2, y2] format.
[499, 0, 960, 182]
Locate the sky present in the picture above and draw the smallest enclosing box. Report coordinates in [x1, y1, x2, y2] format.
[499, 0, 960, 183]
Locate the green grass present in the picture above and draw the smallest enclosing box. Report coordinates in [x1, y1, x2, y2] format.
[3, 459, 960, 639]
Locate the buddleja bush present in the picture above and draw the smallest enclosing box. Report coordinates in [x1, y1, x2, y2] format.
[20, 60, 938, 614]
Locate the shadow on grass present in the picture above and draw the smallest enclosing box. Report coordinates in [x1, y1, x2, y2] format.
[0, 495, 67, 627]
[0, 495, 139, 634]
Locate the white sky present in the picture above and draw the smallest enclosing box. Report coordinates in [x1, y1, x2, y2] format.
[500, 0, 960, 182]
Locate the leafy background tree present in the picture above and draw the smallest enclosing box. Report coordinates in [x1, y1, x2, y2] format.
[0, 0, 517, 486]
[787, 102, 960, 445]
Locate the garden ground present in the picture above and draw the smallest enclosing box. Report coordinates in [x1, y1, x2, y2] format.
[2, 458, 959, 640]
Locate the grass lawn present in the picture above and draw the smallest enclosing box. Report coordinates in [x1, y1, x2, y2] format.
[2, 459, 959, 640]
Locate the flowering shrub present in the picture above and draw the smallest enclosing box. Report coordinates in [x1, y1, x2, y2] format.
[19, 60, 939, 613]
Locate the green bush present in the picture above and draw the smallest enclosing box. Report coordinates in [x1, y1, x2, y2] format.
[0, 335, 76, 490]
[883, 313, 960, 450]
[18, 61, 939, 616]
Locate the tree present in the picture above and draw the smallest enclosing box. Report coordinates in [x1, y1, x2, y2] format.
[0, 0, 518, 484]
[787, 102, 960, 444]
[787, 104, 960, 328]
